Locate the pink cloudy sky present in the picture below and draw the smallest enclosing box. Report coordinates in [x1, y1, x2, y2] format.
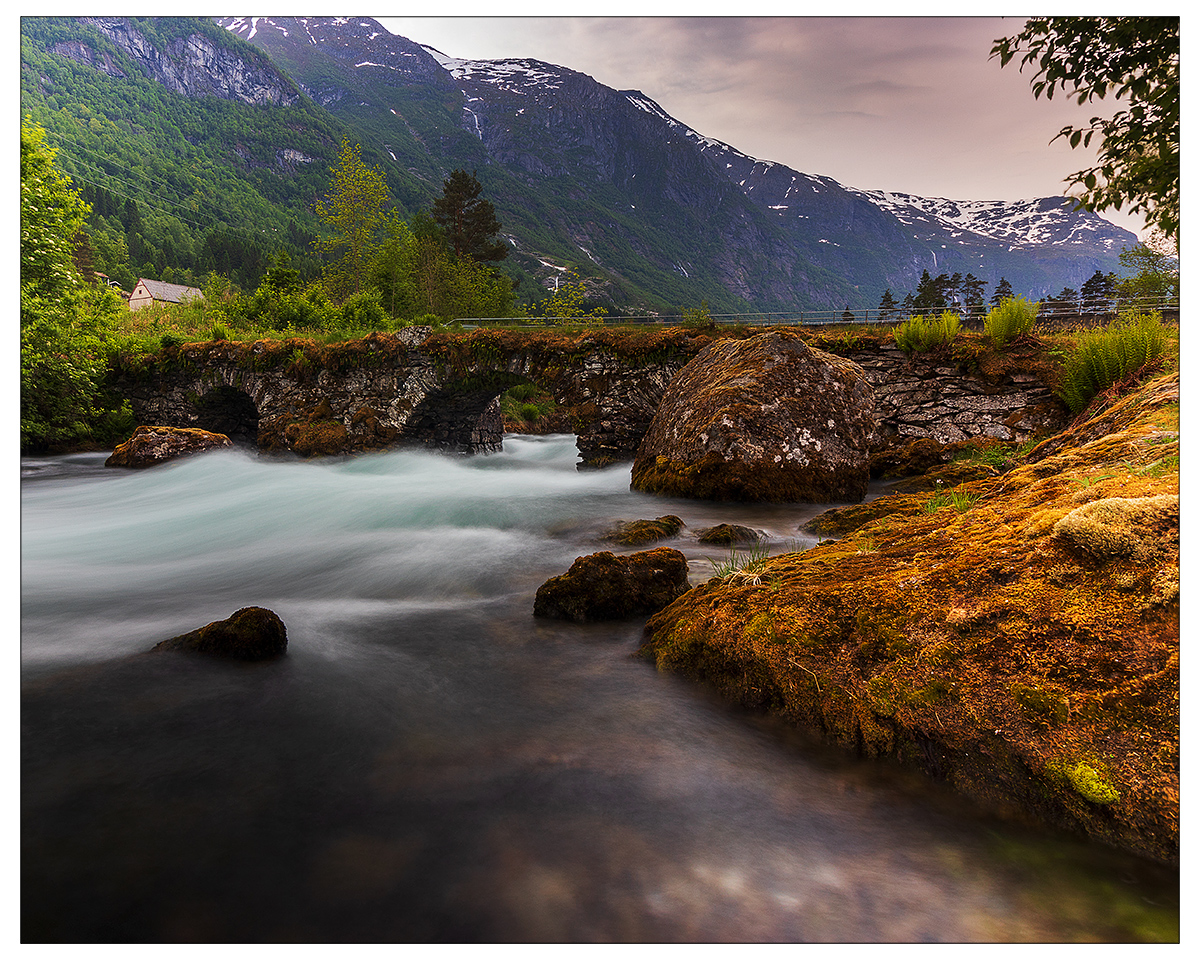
[380, 13, 1158, 239]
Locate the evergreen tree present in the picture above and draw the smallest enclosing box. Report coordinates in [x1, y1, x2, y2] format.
[990, 277, 1014, 306]
[912, 270, 955, 311]
[961, 274, 987, 317]
[431, 169, 508, 264]
[877, 288, 898, 321]
[1047, 287, 1080, 316]
[1080, 269, 1117, 314]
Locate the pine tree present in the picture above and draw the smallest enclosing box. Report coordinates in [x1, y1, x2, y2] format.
[431, 169, 508, 263]
[1080, 269, 1117, 315]
[878, 288, 898, 321]
[961, 274, 987, 318]
[991, 277, 1014, 306]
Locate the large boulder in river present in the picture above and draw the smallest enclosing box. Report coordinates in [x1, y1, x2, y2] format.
[152, 607, 288, 660]
[534, 548, 690, 622]
[630, 331, 875, 502]
[106, 425, 233, 468]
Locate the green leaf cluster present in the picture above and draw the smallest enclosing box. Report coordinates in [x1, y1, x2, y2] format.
[984, 296, 1039, 346]
[21, 117, 127, 451]
[891, 311, 961, 353]
[992, 17, 1179, 240]
[1057, 310, 1168, 414]
[524, 268, 608, 324]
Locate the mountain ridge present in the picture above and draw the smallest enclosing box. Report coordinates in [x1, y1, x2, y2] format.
[22, 14, 1138, 314]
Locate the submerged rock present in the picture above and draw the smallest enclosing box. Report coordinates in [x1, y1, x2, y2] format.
[631, 331, 875, 502]
[106, 425, 232, 468]
[534, 548, 689, 623]
[152, 606, 288, 660]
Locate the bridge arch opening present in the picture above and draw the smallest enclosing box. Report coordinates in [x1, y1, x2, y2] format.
[192, 386, 260, 447]
[401, 373, 569, 455]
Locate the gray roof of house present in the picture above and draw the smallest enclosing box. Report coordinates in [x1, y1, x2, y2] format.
[136, 278, 203, 302]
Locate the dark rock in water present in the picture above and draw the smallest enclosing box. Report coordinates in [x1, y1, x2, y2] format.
[631, 331, 875, 502]
[152, 607, 288, 660]
[534, 548, 690, 622]
[106, 425, 233, 468]
[697, 523, 761, 546]
[603, 515, 685, 546]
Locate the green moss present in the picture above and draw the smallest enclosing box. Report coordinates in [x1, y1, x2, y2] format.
[605, 515, 684, 546]
[1050, 759, 1122, 805]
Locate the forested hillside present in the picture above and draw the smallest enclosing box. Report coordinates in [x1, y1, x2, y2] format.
[21, 15, 1140, 316]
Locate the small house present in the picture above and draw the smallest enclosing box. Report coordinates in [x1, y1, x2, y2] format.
[129, 278, 204, 311]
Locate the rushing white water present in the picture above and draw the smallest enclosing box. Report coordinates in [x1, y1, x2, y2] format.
[21, 437, 1178, 943]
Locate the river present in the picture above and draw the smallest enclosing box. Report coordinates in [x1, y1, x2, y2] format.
[20, 436, 1179, 942]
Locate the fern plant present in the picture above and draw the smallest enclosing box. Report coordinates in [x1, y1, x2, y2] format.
[1057, 310, 1168, 413]
[984, 296, 1039, 346]
[892, 311, 961, 353]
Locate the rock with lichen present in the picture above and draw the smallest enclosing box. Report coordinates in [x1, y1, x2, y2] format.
[534, 548, 689, 622]
[152, 606, 288, 660]
[602, 515, 684, 546]
[642, 372, 1180, 864]
[631, 331, 875, 502]
[697, 523, 761, 545]
[105, 425, 232, 468]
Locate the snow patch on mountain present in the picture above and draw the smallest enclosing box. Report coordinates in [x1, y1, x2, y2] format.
[851, 189, 1127, 249]
[434, 55, 567, 93]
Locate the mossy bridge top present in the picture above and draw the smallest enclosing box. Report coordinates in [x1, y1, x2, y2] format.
[113, 326, 711, 467]
[112, 325, 1066, 467]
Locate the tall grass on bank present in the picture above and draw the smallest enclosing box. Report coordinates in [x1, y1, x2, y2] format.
[892, 311, 961, 353]
[985, 296, 1039, 346]
[1057, 310, 1169, 414]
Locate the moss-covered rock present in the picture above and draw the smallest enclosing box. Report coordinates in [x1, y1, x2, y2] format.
[105, 425, 232, 468]
[642, 373, 1179, 864]
[697, 523, 762, 546]
[151, 606, 288, 660]
[534, 548, 690, 623]
[603, 515, 685, 546]
[631, 331, 875, 502]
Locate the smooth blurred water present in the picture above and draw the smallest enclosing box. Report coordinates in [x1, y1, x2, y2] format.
[20, 437, 1179, 942]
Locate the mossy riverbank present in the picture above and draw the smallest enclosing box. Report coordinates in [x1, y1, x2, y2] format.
[641, 372, 1180, 864]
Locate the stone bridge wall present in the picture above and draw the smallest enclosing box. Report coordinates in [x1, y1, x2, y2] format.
[114, 327, 1068, 467]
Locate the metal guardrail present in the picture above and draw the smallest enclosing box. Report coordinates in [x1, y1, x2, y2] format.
[458, 296, 1180, 328]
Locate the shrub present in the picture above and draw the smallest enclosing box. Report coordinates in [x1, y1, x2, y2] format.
[984, 296, 1039, 345]
[336, 288, 389, 332]
[681, 300, 715, 329]
[1057, 310, 1168, 413]
[892, 311, 960, 353]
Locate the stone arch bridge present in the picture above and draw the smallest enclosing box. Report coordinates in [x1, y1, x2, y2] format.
[113, 326, 1066, 468]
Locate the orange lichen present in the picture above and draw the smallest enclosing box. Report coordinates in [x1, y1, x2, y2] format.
[642, 372, 1179, 864]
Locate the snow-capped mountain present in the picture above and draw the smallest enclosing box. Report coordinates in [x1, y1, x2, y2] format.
[42, 14, 1138, 312]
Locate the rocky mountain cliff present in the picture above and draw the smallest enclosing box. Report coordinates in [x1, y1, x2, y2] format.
[23, 14, 1138, 313]
[218, 16, 1135, 311]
